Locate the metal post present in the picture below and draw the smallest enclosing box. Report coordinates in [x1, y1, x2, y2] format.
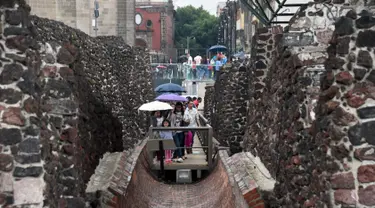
[159, 140, 165, 179]
[94, 0, 99, 36]
[207, 128, 213, 169]
[187, 37, 190, 54]
[233, 1, 237, 54]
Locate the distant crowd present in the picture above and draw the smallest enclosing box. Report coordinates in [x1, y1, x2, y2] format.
[151, 53, 231, 80]
[183, 52, 229, 80]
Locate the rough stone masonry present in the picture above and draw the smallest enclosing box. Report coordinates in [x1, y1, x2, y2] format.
[207, 0, 375, 207]
[0, 0, 153, 207]
[207, 61, 249, 154]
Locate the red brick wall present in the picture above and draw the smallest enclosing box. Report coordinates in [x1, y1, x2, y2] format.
[120, 147, 253, 207]
[136, 8, 161, 51]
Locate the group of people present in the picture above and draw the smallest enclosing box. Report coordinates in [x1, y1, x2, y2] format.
[151, 97, 202, 164]
[184, 52, 229, 80]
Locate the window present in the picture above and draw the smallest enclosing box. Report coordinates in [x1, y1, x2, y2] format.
[146, 20, 153, 28]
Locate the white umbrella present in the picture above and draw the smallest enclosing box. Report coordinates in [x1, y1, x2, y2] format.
[138, 101, 173, 111]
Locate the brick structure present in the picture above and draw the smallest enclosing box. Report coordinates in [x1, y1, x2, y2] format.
[25, 0, 135, 45]
[87, 138, 275, 207]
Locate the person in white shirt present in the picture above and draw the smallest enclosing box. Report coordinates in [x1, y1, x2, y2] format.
[194, 55, 203, 79]
[184, 101, 198, 145]
[194, 55, 202, 65]
[187, 53, 193, 65]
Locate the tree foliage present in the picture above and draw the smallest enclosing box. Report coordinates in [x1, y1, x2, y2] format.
[174, 6, 218, 57]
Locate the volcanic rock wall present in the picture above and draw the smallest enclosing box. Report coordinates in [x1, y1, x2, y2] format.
[242, 2, 347, 206]
[203, 84, 214, 123]
[318, 8, 375, 207]
[208, 0, 375, 207]
[210, 62, 249, 154]
[242, 1, 375, 207]
[0, 0, 153, 207]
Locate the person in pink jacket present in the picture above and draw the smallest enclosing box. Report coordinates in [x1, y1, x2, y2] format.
[184, 131, 193, 154]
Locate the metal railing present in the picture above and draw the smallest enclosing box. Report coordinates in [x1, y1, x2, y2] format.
[150, 63, 218, 81]
[146, 114, 214, 175]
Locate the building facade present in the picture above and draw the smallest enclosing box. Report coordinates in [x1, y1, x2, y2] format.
[135, 0, 175, 62]
[26, 0, 135, 45]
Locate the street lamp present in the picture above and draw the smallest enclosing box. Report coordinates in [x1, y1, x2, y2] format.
[186, 36, 195, 54]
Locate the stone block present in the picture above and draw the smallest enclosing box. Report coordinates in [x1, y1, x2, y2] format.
[0, 63, 24, 84]
[0, 154, 14, 172]
[330, 172, 355, 189]
[5, 10, 22, 25]
[281, 32, 314, 47]
[358, 165, 375, 183]
[354, 147, 375, 161]
[334, 17, 354, 36]
[359, 185, 375, 206]
[0, 128, 22, 146]
[0, 89, 22, 104]
[18, 138, 39, 153]
[0, 172, 13, 192]
[57, 47, 75, 65]
[13, 166, 43, 177]
[2, 107, 25, 126]
[45, 98, 78, 115]
[44, 79, 72, 99]
[316, 30, 333, 45]
[357, 50, 373, 68]
[334, 189, 357, 205]
[13, 178, 44, 205]
[356, 30, 375, 47]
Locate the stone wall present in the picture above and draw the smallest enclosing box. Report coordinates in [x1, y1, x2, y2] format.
[241, 2, 342, 206]
[0, 0, 153, 206]
[210, 62, 249, 154]
[317, 7, 375, 206]
[239, 1, 375, 207]
[243, 26, 283, 177]
[203, 84, 214, 123]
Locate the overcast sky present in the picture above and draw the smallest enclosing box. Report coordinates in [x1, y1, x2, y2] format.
[174, 0, 225, 16]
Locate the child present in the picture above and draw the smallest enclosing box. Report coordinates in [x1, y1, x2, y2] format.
[184, 131, 193, 154]
[159, 119, 174, 164]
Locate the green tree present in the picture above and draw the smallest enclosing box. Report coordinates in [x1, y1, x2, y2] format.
[174, 6, 218, 57]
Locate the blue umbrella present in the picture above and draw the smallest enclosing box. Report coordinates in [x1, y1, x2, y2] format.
[154, 83, 186, 93]
[208, 45, 227, 52]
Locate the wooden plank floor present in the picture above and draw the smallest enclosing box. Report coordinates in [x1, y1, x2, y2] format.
[152, 134, 208, 170]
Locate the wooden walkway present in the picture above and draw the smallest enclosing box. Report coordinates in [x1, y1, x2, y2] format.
[152, 135, 208, 170]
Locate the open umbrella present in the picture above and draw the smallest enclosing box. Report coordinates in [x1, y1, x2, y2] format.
[179, 55, 188, 62]
[155, 83, 186, 93]
[208, 45, 227, 52]
[157, 65, 167, 69]
[156, 93, 188, 102]
[138, 101, 173, 111]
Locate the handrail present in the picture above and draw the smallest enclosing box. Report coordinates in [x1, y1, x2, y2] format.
[147, 113, 214, 173]
[150, 126, 210, 131]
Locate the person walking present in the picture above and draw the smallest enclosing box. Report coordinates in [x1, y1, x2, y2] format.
[170, 102, 185, 162]
[214, 57, 222, 80]
[184, 101, 198, 145]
